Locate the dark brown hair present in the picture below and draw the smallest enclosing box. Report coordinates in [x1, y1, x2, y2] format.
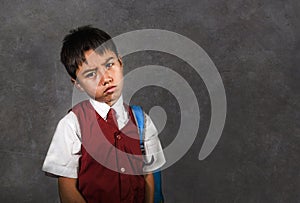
[60, 25, 118, 79]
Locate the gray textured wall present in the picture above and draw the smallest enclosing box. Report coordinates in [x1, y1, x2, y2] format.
[1, 0, 299, 202]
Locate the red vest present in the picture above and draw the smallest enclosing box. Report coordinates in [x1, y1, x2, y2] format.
[72, 100, 145, 203]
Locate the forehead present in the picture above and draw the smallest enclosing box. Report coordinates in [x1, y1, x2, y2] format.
[83, 49, 117, 67]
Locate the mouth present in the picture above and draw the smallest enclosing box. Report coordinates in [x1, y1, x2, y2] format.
[104, 86, 117, 94]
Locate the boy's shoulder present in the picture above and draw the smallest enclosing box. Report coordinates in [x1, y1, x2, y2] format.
[56, 110, 80, 135]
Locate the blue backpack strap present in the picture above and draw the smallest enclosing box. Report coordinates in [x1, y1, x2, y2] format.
[153, 170, 164, 203]
[131, 105, 164, 203]
[131, 105, 145, 154]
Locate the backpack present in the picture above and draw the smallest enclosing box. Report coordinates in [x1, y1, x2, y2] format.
[131, 105, 164, 203]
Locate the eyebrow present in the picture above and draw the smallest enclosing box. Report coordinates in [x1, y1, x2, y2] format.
[101, 57, 114, 66]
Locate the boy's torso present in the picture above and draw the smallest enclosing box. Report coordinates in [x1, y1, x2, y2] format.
[72, 100, 145, 203]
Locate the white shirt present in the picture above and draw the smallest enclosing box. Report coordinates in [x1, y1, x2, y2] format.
[42, 96, 165, 178]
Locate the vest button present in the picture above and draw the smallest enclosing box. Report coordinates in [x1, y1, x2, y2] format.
[116, 135, 121, 140]
[120, 167, 126, 173]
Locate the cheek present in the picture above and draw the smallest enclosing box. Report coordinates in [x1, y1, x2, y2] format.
[118, 70, 124, 80]
[84, 81, 99, 92]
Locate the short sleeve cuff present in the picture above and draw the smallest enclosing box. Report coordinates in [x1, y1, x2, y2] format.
[42, 160, 79, 178]
[143, 151, 166, 173]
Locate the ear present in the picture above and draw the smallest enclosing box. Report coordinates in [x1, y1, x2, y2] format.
[71, 78, 85, 92]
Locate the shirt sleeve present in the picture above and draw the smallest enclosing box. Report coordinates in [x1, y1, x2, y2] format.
[42, 112, 81, 178]
[143, 113, 166, 173]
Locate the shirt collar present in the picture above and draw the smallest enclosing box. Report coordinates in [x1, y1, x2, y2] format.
[89, 95, 125, 120]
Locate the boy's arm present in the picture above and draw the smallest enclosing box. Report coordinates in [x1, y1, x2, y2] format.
[58, 177, 86, 203]
[144, 173, 154, 203]
[143, 113, 166, 172]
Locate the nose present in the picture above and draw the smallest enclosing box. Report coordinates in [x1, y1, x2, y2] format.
[99, 69, 112, 86]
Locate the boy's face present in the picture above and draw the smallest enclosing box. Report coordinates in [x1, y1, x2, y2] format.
[74, 49, 124, 106]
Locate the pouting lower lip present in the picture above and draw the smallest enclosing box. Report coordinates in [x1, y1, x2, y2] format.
[105, 86, 116, 93]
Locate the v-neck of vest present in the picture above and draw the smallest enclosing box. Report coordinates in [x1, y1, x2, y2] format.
[85, 101, 137, 133]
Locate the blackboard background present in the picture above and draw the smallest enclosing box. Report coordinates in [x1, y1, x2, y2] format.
[0, 0, 299, 202]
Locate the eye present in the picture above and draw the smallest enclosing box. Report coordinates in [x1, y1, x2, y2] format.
[85, 71, 96, 78]
[106, 62, 114, 69]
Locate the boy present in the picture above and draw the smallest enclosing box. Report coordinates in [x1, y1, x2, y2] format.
[42, 26, 165, 203]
